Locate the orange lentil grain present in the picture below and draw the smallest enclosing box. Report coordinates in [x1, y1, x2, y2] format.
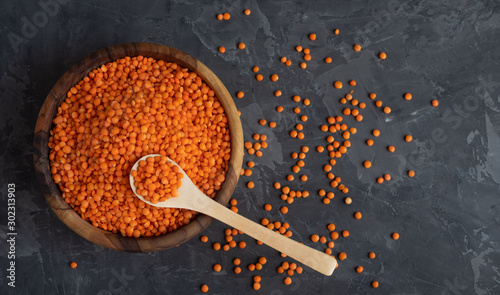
[259, 257, 267, 265]
[353, 44, 361, 52]
[201, 284, 209, 293]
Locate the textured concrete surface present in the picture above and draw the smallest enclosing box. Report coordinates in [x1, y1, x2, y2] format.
[1, 0, 499, 294]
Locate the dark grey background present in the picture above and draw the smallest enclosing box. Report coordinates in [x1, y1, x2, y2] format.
[1, 0, 500, 294]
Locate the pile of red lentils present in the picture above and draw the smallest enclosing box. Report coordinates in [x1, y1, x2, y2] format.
[49, 56, 231, 238]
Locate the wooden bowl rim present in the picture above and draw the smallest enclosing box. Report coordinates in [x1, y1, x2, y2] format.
[33, 42, 243, 252]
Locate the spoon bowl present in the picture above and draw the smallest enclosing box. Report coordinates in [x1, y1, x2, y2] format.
[130, 154, 337, 276]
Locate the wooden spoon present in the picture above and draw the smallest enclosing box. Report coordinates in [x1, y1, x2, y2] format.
[130, 154, 337, 276]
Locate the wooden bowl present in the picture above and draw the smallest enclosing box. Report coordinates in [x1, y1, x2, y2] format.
[33, 42, 243, 252]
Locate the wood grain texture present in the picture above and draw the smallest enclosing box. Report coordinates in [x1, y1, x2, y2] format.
[33, 43, 243, 252]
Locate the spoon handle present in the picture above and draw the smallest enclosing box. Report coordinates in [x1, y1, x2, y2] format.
[194, 197, 337, 276]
